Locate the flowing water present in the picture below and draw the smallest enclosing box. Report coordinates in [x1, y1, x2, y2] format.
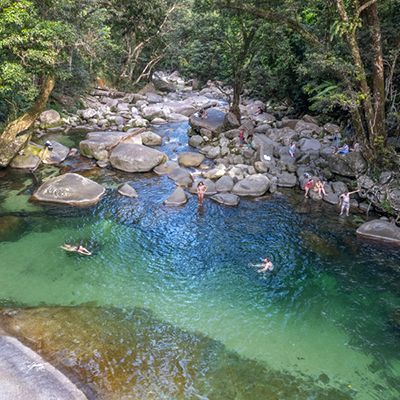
[0, 121, 399, 399]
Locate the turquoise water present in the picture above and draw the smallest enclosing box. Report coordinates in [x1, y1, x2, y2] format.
[0, 122, 399, 399]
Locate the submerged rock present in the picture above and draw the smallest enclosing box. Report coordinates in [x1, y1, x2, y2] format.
[211, 193, 240, 206]
[110, 143, 167, 173]
[0, 306, 352, 400]
[118, 183, 138, 198]
[356, 220, 400, 244]
[31, 173, 106, 206]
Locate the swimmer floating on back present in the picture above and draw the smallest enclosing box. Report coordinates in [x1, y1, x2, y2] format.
[61, 244, 92, 256]
[257, 258, 274, 272]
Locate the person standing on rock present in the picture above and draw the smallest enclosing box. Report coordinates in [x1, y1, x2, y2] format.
[197, 181, 207, 206]
[289, 142, 296, 158]
[339, 190, 360, 216]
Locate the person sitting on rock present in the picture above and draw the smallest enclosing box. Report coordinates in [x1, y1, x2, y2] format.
[198, 109, 208, 119]
[239, 129, 245, 145]
[255, 106, 264, 115]
[246, 132, 254, 148]
[314, 180, 326, 198]
[336, 143, 349, 155]
[304, 179, 314, 198]
[258, 257, 274, 272]
[339, 190, 360, 216]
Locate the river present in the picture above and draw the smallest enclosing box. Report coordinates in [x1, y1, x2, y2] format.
[0, 121, 399, 399]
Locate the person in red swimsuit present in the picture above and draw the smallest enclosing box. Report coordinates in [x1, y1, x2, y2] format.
[304, 179, 314, 198]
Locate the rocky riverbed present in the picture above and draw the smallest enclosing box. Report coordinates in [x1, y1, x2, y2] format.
[5, 70, 400, 242]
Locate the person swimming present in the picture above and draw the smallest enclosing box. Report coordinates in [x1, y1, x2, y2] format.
[258, 258, 274, 272]
[61, 244, 92, 256]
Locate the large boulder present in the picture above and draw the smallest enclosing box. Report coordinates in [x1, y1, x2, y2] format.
[31, 173, 105, 206]
[80, 131, 141, 161]
[39, 110, 61, 126]
[356, 220, 400, 244]
[42, 141, 70, 165]
[167, 167, 193, 187]
[164, 187, 188, 206]
[10, 144, 42, 170]
[178, 152, 205, 168]
[299, 138, 321, 154]
[216, 175, 234, 192]
[153, 161, 179, 175]
[276, 172, 297, 188]
[189, 108, 225, 135]
[152, 71, 176, 92]
[142, 105, 170, 121]
[110, 143, 166, 172]
[328, 152, 367, 178]
[232, 174, 270, 197]
[223, 112, 240, 130]
[211, 193, 240, 207]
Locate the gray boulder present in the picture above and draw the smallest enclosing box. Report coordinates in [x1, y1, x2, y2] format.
[152, 71, 176, 92]
[31, 173, 105, 206]
[328, 152, 367, 177]
[216, 175, 234, 192]
[39, 110, 61, 126]
[164, 187, 188, 206]
[189, 135, 204, 148]
[110, 143, 166, 172]
[232, 174, 270, 197]
[223, 112, 240, 130]
[299, 138, 321, 153]
[140, 131, 162, 146]
[211, 193, 240, 206]
[178, 152, 205, 168]
[42, 141, 70, 165]
[167, 167, 193, 187]
[10, 144, 42, 170]
[154, 161, 179, 175]
[118, 183, 138, 198]
[276, 172, 297, 188]
[356, 220, 400, 244]
[189, 108, 225, 135]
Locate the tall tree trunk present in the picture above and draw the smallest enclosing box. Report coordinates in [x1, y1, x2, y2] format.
[364, 2, 386, 149]
[0, 74, 55, 167]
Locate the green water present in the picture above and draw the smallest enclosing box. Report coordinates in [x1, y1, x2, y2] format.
[0, 122, 399, 399]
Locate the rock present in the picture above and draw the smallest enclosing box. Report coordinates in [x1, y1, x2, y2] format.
[167, 113, 189, 122]
[145, 92, 163, 103]
[189, 135, 204, 148]
[31, 173, 105, 206]
[357, 175, 375, 190]
[323, 123, 340, 134]
[295, 120, 322, 135]
[167, 167, 193, 187]
[211, 193, 240, 207]
[224, 129, 240, 140]
[39, 110, 61, 126]
[388, 186, 400, 212]
[164, 187, 188, 206]
[276, 172, 297, 188]
[153, 161, 179, 175]
[302, 114, 319, 125]
[379, 171, 392, 185]
[331, 181, 348, 195]
[281, 119, 299, 130]
[216, 175, 234, 192]
[140, 131, 162, 146]
[299, 138, 321, 153]
[223, 112, 240, 130]
[232, 174, 270, 197]
[323, 192, 339, 205]
[80, 131, 141, 161]
[151, 117, 167, 125]
[118, 183, 138, 198]
[178, 152, 205, 168]
[328, 152, 367, 177]
[356, 220, 400, 244]
[110, 143, 166, 172]
[142, 105, 170, 121]
[0, 216, 23, 241]
[81, 109, 98, 120]
[152, 71, 176, 92]
[203, 165, 226, 180]
[206, 146, 221, 159]
[0, 336, 87, 400]
[189, 108, 225, 135]
[42, 141, 70, 165]
[10, 143, 42, 170]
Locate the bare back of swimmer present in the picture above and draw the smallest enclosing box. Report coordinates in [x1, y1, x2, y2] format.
[61, 244, 92, 256]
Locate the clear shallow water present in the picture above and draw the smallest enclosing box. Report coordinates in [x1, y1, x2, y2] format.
[0, 122, 399, 399]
